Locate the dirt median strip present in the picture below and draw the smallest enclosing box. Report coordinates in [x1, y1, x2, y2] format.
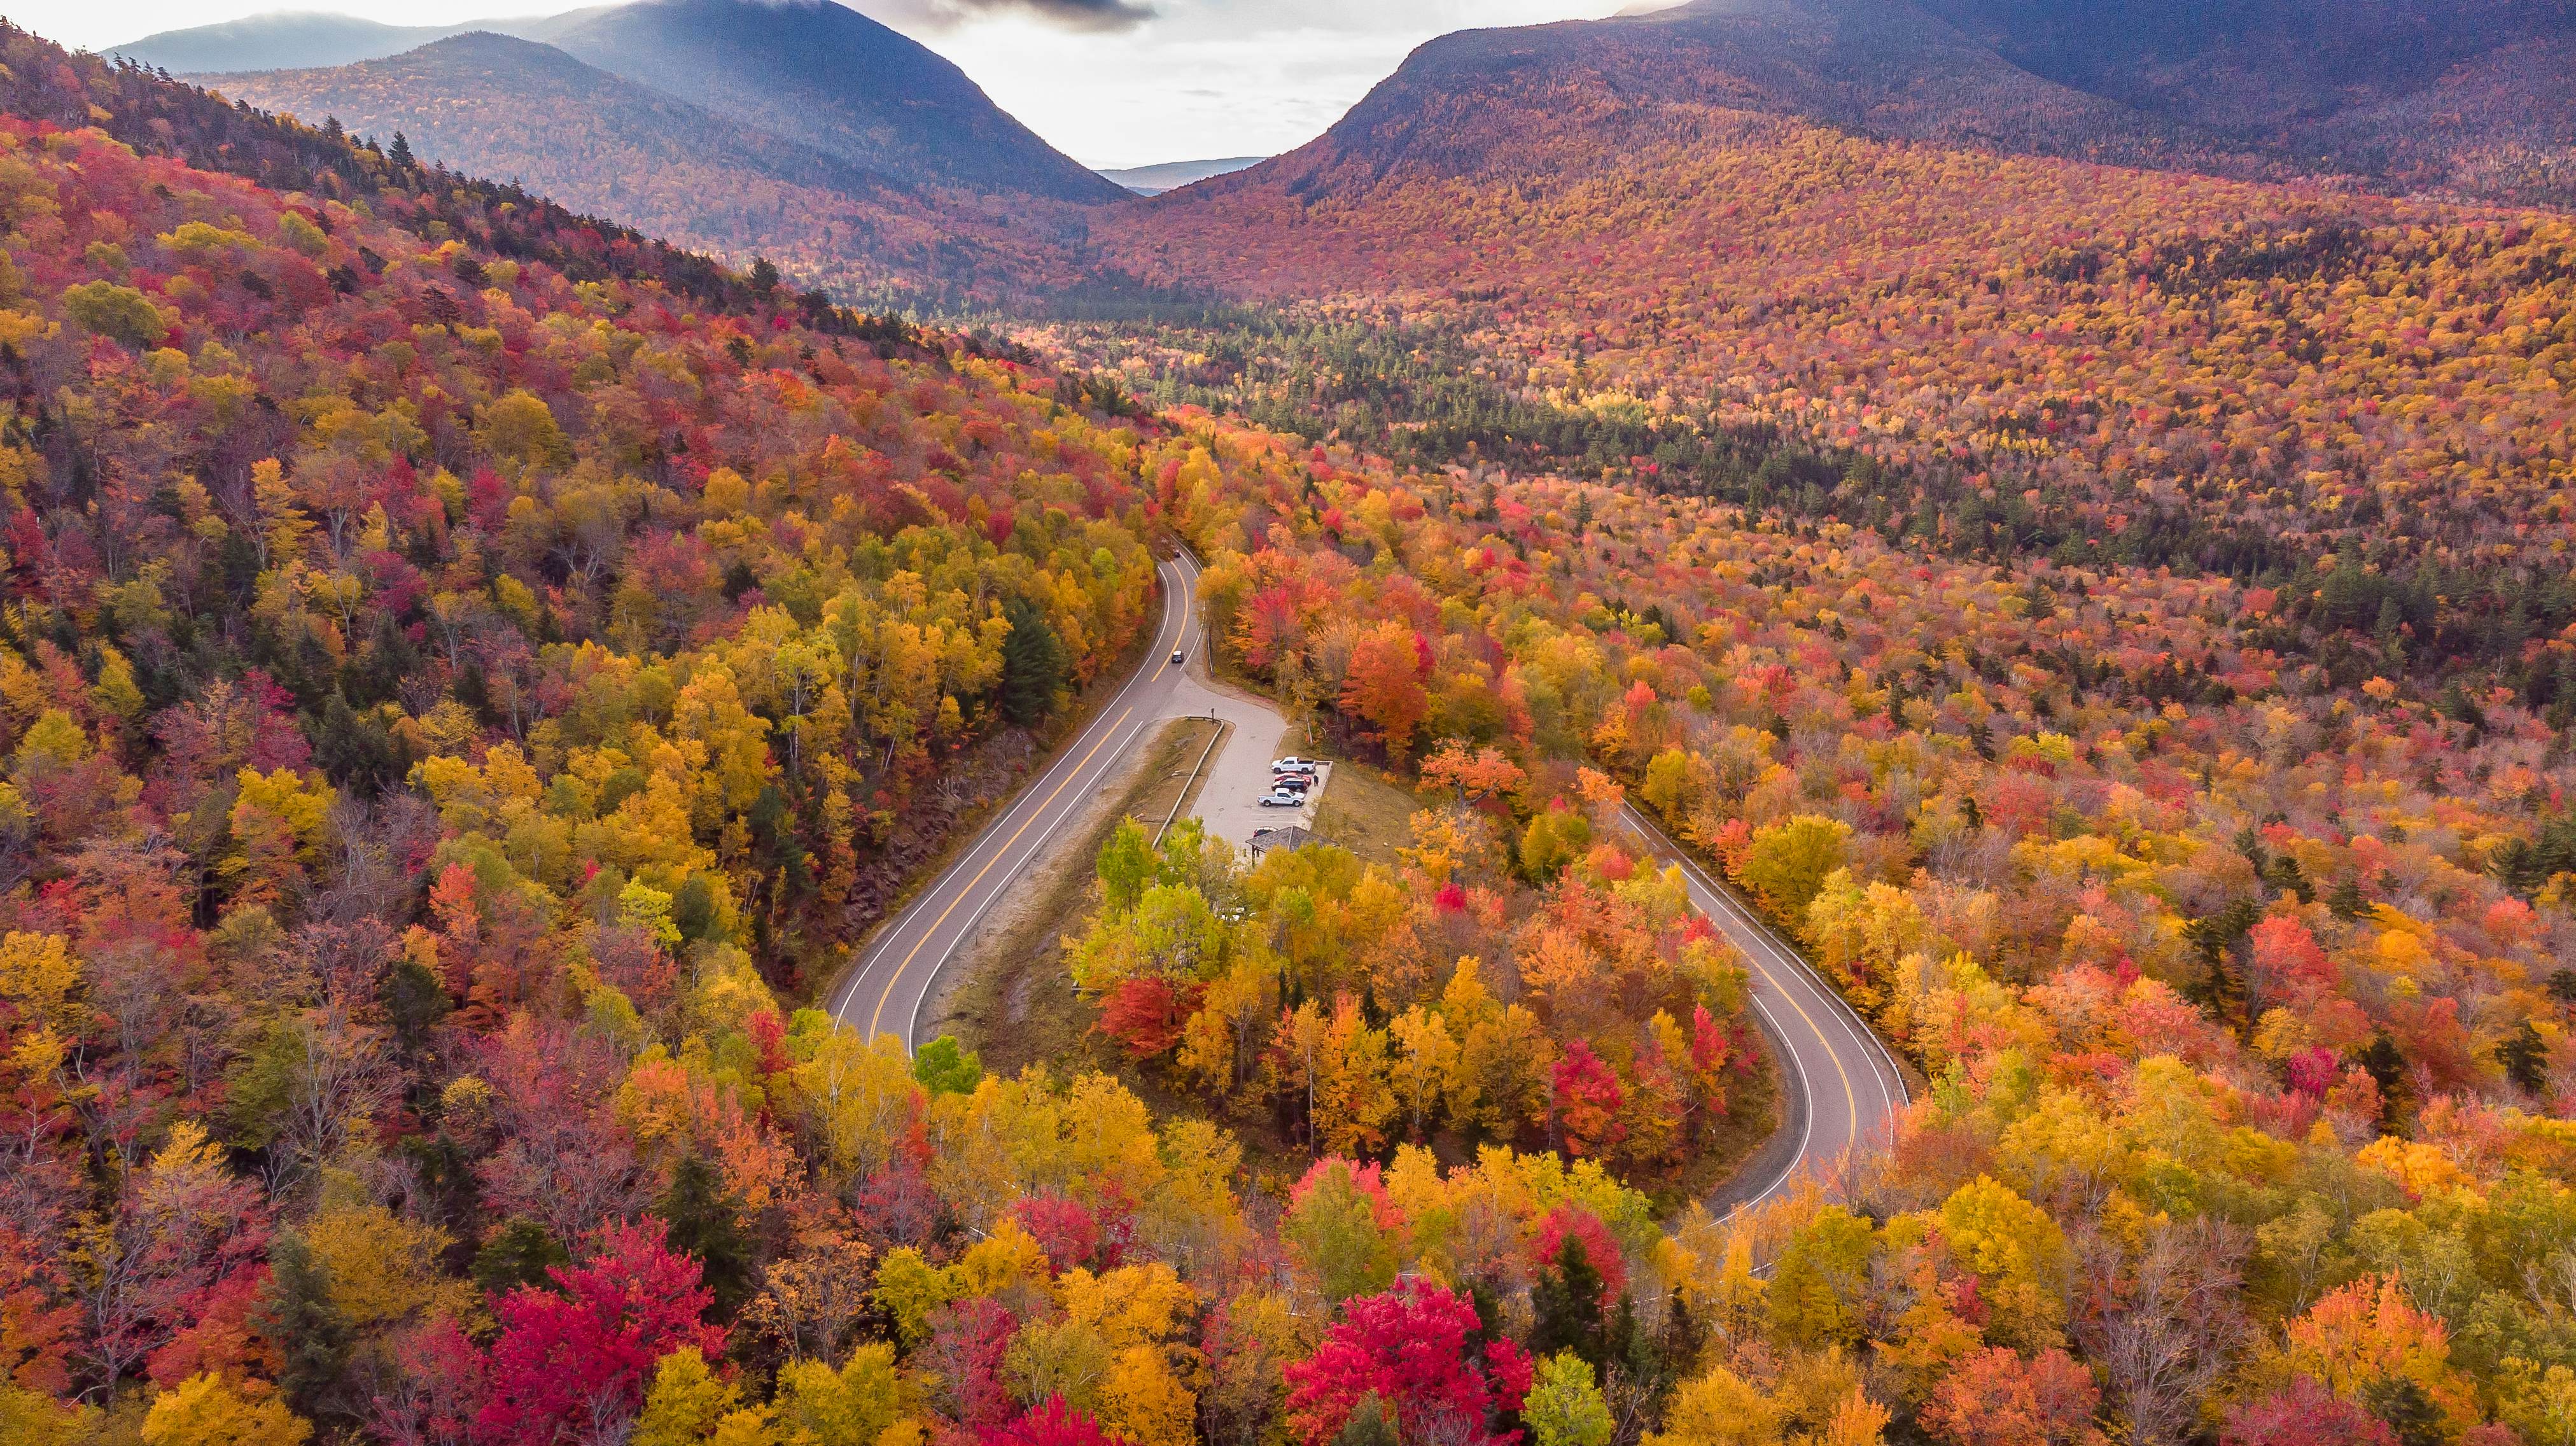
[923, 715, 1221, 1072]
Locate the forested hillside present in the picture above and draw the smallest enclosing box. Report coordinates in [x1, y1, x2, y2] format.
[1096, 90, 2576, 598]
[0, 25, 1781, 1446]
[199, 32, 1077, 304]
[1153, 402, 2576, 1446]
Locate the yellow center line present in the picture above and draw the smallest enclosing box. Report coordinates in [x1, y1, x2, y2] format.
[1758, 959, 1860, 1155]
[1636, 803, 1864, 1158]
[867, 704, 1137, 1039]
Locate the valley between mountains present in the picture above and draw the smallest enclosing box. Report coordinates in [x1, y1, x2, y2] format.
[0, 2, 2570, 1444]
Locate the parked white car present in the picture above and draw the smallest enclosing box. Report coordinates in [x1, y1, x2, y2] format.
[1259, 790, 1301, 807]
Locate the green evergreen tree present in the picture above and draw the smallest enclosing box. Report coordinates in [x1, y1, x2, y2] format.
[2362, 1377, 2445, 1446]
[382, 954, 449, 1055]
[1334, 1393, 1399, 1446]
[473, 1217, 569, 1295]
[2361, 1032, 2413, 1127]
[1529, 1233, 1608, 1372]
[1000, 594, 1069, 726]
[655, 1153, 753, 1316]
[262, 1233, 351, 1421]
[2498, 1020, 2549, 1093]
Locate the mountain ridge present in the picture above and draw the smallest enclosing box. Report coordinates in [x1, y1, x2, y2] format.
[1096, 157, 1269, 195]
[125, 0, 1121, 206]
[1181, 0, 2576, 209]
[198, 28, 1092, 302]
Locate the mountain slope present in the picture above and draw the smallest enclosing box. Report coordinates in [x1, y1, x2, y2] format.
[1179, 0, 2573, 206]
[127, 0, 1121, 207]
[510, 0, 1122, 204]
[111, 10, 468, 72]
[1915, 0, 2576, 204]
[1093, 1, 2576, 572]
[199, 31, 1092, 300]
[1276, 0, 2271, 186]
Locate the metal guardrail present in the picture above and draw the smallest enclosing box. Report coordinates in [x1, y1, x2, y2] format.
[1155, 719, 1227, 848]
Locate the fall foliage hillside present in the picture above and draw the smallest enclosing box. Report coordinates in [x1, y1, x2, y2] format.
[200, 32, 1080, 304]
[1096, 67, 2576, 585]
[1292, 0, 2263, 183]
[8, 14, 2576, 1446]
[0, 29, 1780, 1446]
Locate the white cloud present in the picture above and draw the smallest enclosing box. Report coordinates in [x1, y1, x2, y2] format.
[896, 0, 1642, 166]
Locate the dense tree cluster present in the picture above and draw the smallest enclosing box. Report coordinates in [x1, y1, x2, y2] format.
[1065, 810, 1754, 1191]
[1152, 410, 2576, 1445]
[1102, 100, 2576, 591]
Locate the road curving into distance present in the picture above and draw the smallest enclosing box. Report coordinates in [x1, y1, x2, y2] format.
[828, 551, 1206, 1050]
[830, 547, 1907, 1214]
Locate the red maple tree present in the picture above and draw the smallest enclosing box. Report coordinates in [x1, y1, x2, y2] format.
[1283, 1281, 1532, 1446]
[473, 1218, 724, 1445]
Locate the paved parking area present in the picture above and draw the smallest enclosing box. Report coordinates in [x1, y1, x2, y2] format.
[1161, 667, 1328, 855]
[1213, 761, 1329, 859]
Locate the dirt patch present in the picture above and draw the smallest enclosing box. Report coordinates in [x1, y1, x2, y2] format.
[924, 717, 1221, 1070]
[1308, 762, 1422, 867]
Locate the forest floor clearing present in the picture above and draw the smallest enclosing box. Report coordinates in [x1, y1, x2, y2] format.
[1309, 763, 1419, 866]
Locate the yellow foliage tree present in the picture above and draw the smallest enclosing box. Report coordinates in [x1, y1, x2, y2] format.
[141, 1373, 312, 1446]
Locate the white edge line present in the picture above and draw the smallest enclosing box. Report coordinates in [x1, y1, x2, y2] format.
[830, 553, 1193, 1028]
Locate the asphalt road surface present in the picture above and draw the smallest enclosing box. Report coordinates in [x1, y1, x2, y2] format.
[829, 548, 1908, 1212]
[829, 552, 1200, 1047]
[1620, 801, 1910, 1213]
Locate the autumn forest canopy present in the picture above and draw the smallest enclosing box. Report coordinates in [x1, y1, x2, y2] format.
[1, 5, 2575, 1446]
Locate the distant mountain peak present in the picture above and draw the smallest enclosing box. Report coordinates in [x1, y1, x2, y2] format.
[119, 0, 1120, 205]
[1096, 157, 1269, 195]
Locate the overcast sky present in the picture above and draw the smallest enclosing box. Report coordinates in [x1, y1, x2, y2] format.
[4, 0, 1656, 167]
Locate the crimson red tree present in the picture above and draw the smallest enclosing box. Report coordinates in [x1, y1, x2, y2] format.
[473, 1219, 724, 1445]
[1284, 1281, 1532, 1446]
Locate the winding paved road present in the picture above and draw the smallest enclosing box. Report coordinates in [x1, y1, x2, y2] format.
[829, 553, 1202, 1048]
[829, 550, 1294, 1049]
[829, 549, 1907, 1211]
[1618, 803, 1910, 1214]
